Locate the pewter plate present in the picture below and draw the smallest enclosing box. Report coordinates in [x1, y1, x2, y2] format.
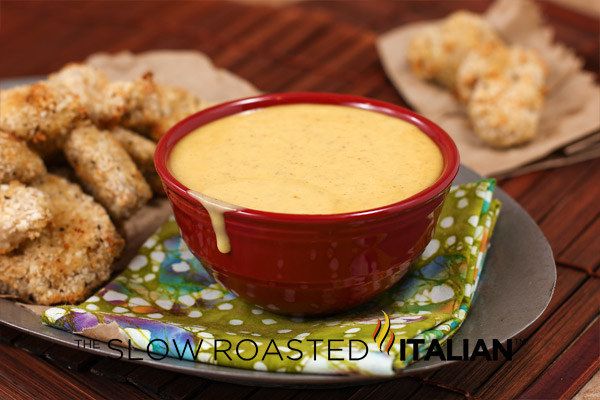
[0, 78, 555, 388]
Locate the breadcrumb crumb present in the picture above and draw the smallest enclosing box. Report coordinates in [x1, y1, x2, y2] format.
[0, 131, 46, 184]
[0, 181, 51, 254]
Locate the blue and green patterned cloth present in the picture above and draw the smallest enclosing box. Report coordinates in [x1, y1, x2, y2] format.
[43, 179, 500, 376]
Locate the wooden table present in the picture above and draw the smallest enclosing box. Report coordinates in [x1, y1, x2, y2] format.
[1, 1, 598, 399]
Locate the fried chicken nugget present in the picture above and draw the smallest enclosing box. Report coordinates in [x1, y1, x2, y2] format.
[64, 125, 152, 220]
[407, 11, 502, 89]
[150, 85, 205, 142]
[0, 175, 124, 304]
[0, 181, 51, 254]
[109, 73, 203, 141]
[459, 46, 547, 148]
[456, 45, 547, 102]
[0, 82, 87, 157]
[110, 127, 164, 194]
[49, 63, 125, 126]
[0, 131, 46, 184]
[108, 72, 163, 137]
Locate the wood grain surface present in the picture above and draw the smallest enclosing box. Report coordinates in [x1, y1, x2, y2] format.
[0, 1, 598, 399]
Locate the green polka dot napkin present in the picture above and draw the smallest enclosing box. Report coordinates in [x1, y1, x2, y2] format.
[43, 179, 501, 376]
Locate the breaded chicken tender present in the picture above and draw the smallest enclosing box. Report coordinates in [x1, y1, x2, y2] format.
[50, 66, 202, 139]
[407, 11, 502, 89]
[110, 127, 155, 172]
[0, 181, 51, 254]
[64, 125, 152, 220]
[109, 72, 203, 141]
[0, 82, 87, 157]
[0, 131, 46, 184]
[49, 63, 125, 126]
[108, 73, 163, 137]
[110, 127, 163, 194]
[459, 46, 547, 148]
[0, 175, 124, 304]
[150, 85, 204, 142]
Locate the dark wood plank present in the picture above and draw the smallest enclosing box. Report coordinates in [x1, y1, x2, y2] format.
[58, 358, 153, 400]
[0, 323, 22, 344]
[293, 386, 362, 400]
[90, 358, 140, 383]
[537, 162, 600, 257]
[246, 387, 299, 400]
[0, 343, 98, 400]
[559, 217, 600, 273]
[187, 381, 258, 400]
[408, 383, 465, 400]
[476, 277, 600, 399]
[511, 159, 599, 223]
[370, 83, 404, 104]
[45, 344, 99, 371]
[13, 334, 53, 356]
[269, 8, 332, 59]
[126, 365, 180, 398]
[286, 25, 360, 72]
[158, 375, 209, 400]
[203, 7, 279, 56]
[520, 317, 600, 400]
[497, 170, 545, 201]
[346, 377, 423, 400]
[212, 8, 304, 69]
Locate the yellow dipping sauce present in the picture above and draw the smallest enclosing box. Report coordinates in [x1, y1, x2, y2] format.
[169, 104, 443, 215]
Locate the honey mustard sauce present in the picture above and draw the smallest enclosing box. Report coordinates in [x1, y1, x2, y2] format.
[170, 104, 443, 253]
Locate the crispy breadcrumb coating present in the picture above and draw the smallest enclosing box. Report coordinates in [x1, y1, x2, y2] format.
[49, 63, 125, 126]
[64, 125, 152, 220]
[109, 72, 203, 141]
[0, 82, 87, 157]
[49, 66, 203, 139]
[108, 73, 163, 137]
[110, 127, 163, 194]
[456, 45, 547, 102]
[110, 127, 155, 173]
[150, 85, 204, 142]
[407, 11, 502, 89]
[0, 175, 124, 304]
[0, 131, 46, 184]
[459, 46, 547, 148]
[0, 181, 51, 254]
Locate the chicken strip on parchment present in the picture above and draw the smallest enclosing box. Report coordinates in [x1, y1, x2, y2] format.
[64, 125, 152, 220]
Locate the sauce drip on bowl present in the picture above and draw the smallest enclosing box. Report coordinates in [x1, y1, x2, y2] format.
[187, 190, 238, 253]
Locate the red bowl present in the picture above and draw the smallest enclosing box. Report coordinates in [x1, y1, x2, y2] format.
[155, 93, 459, 316]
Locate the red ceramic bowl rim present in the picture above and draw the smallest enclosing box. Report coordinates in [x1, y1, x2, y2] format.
[155, 92, 460, 223]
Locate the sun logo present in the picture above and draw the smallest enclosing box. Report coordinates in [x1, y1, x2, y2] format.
[373, 311, 395, 354]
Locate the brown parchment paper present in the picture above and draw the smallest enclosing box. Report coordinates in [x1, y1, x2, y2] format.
[87, 50, 259, 102]
[377, 0, 600, 177]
